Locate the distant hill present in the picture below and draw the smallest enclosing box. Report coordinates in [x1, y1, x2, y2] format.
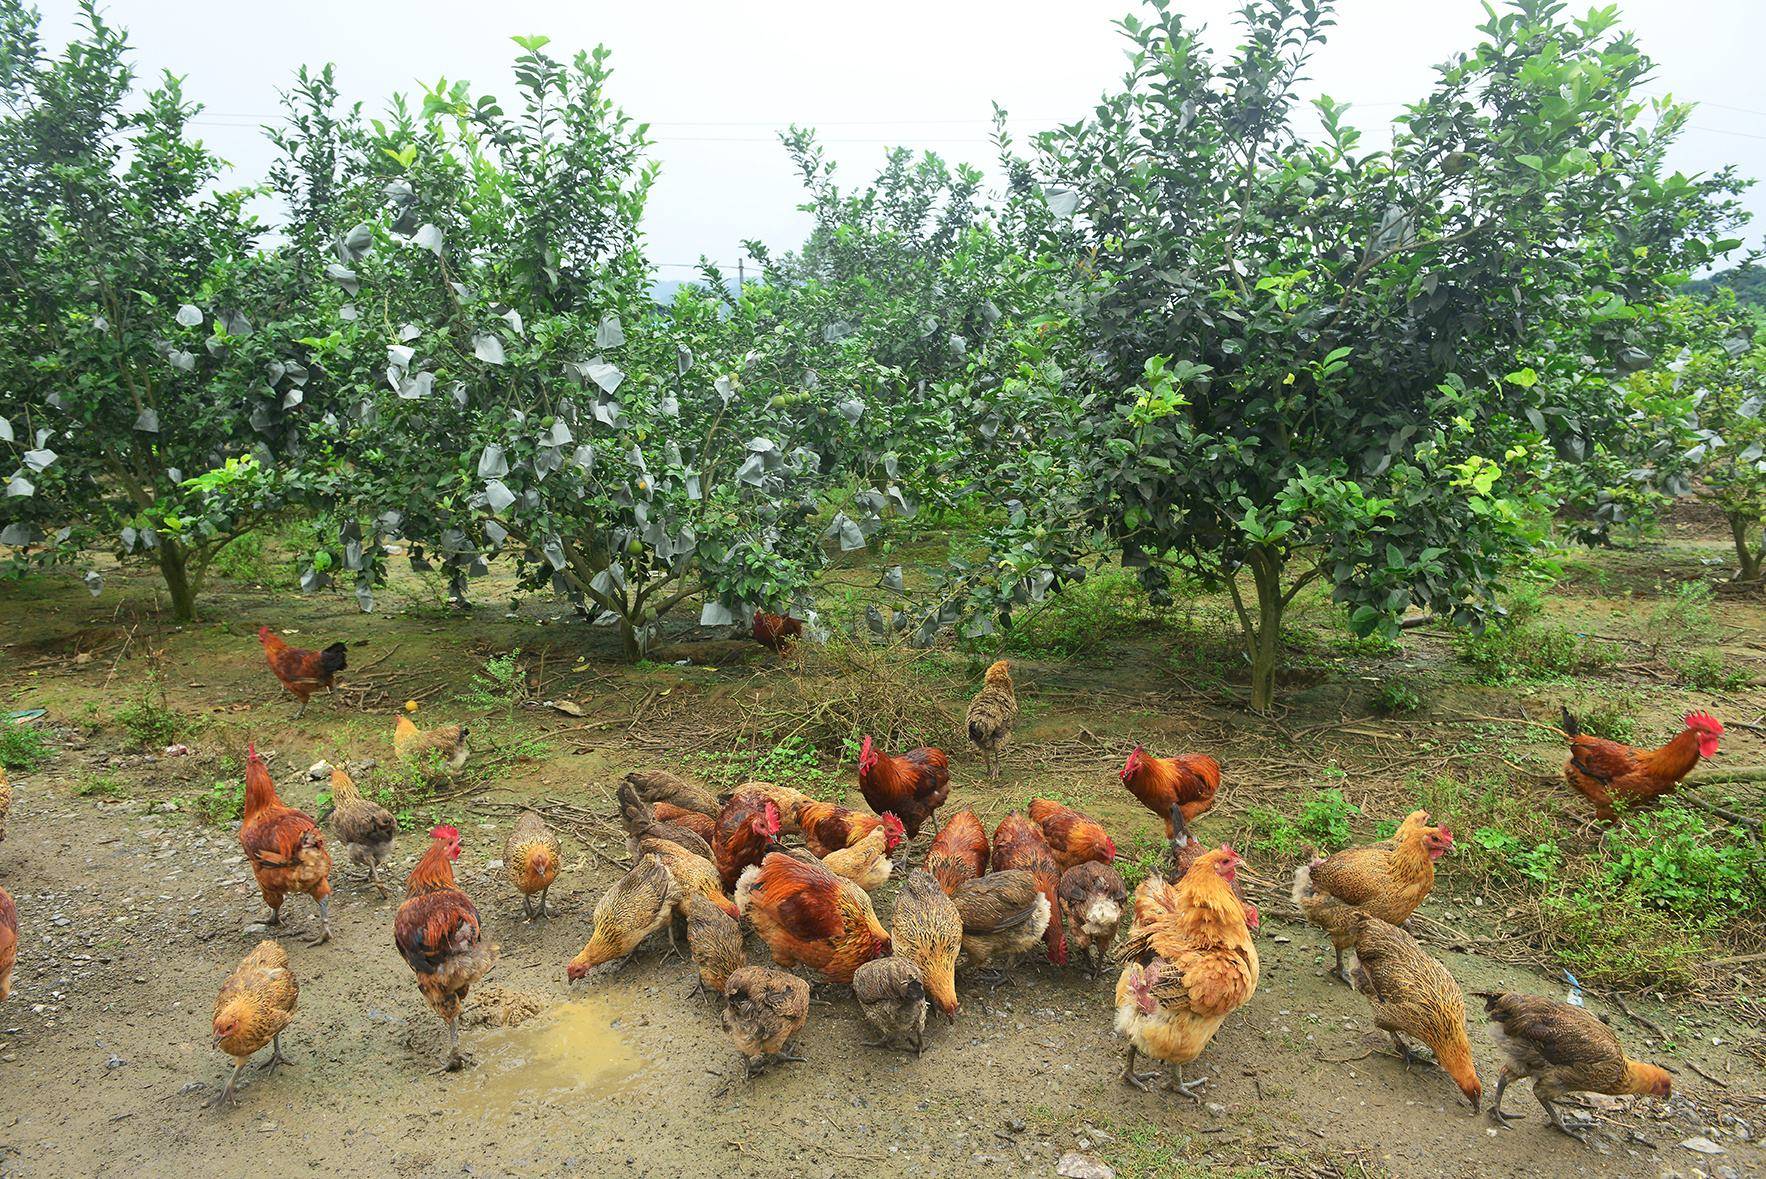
[1686, 262, 1766, 310]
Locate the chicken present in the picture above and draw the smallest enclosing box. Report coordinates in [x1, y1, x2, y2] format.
[722, 965, 809, 1076]
[857, 736, 950, 840]
[966, 659, 1018, 782]
[1167, 807, 1258, 931]
[736, 851, 891, 984]
[0, 765, 10, 845]
[620, 780, 714, 861]
[566, 854, 681, 979]
[820, 824, 898, 892]
[799, 800, 902, 858]
[951, 869, 1050, 972]
[1291, 817, 1454, 983]
[624, 769, 720, 818]
[925, 808, 989, 895]
[639, 836, 741, 920]
[320, 767, 397, 897]
[1028, 797, 1117, 871]
[393, 714, 470, 778]
[652, 802, 716, 846]
[890, 869, 962, 1018]
[394, 826, 496, 1071]
[1120, 746, 1220, 838]
[712, 792, 783, 891]
[257, 627, 346, 718]
[852, 957, 929, 1053]
[990, 813, 1067, 965]
[686, 893, 746, 997]
[1112, 847, 1259, 1101]
[208, 940, 297, 1107]
[503, 810, 561, 920]
[1348, 912, 1481, 1111]
[1479, 991, 1672, 1141]
[732, 781, 812, 836]
[0, 884, 15, 1003]
[1058, 861, 1127, 977]
[752, 609, 804, 654]
[1562, 707, 1724, 821]
[238, 743, 333, 945]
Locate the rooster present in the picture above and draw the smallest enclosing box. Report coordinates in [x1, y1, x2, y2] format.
[208, 940, 298, 1107]
[1292, 816, 1453, 983]
[567, 854, 680, 979]
[624, 769, 720, 818]
[1348, 912, 1482, 1113]
[857, 735, 950, 840]
[238, 743, 333, 945]
[951, 869, 1050, 972]
[503, 810, 561, 920]
[890, 869, 962, 1019]
[393, 714, 470, 779]
[990, 813, 1067, 965]
[1561, 707, 1723, 821]
[925, 808, 989, 895]
[722, 966, 810, 1077]
[799, 800, 901, 858]
[712, 792, 783, 890]
[1120, 746, 1220, 838]
[256, 627, 346, 718]
[1113, 847, 1258, 1101]
[752, 610, 804, 654]
[394, 826, 496, 1071]
[620, 780, 714, 860]
[1028, 797, 1117, 871]
[853, 957, 929, 1054]
[736, 851, 891, 984]
[0, 884, 15, 1002]
[320, 767, 397, 897]
[1058, 861, 1127, 978]
[966, 660, 1018, 782]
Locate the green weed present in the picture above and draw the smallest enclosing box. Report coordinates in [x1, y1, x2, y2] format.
[1243, 787, 1357, 859]
[191, 777, 246, 825]
[1456, 585, 1610, 682]
[73, 773, 128, 800]
[209, 531, 269, 582]
[1371, 679, 1421, 715]
[1646, 579, 1721, 654]
[0, 722, 52, 771]
[459, 648, 528, 719]
[1667, 649, 1751, 692]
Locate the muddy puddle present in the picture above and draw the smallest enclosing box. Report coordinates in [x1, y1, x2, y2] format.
[450, 997, 644, 1114]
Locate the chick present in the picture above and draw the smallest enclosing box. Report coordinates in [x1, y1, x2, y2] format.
[209, 940, 298, 1108]
[565, 855, 680, 980]
[1057, 861, 1127, 978]
[890, 869, 962, 1019]
[504, 810, 562, 920]
[686, 893, 746, 998]
[721, 965, 809, 1077]
[852, 956, 929, 1053]
[321, 767, 398, 896]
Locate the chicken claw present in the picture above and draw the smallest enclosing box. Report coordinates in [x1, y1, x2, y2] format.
[256, 1033, 292, 1075]
[1168, 1068, 1208, 1104]
[1120, 1046, 1163, 1091]
[206, 1063, 245, 1109]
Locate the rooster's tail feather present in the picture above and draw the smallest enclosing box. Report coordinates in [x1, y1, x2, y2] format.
[1560, 704, 1581, 739]
[321, 641, 348, 674]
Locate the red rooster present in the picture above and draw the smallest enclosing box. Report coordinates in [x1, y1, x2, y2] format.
[1028, 797, 1117, 871]
[1562, 707, 1724, 821]
[1120, 746, 1220, 838]
[394, 826, 497, 1071]
[990, 813, 1067, 966]
[736, 851, 891, 984]
[857, 736, 950, 840]
[712, 792, 783, 891]
[799, 801, 904, 858]
[752, 610, 804, 653]
[238, 742, 333, 945]
[257, 626, 347, 718]
[925, 808, 990, 895]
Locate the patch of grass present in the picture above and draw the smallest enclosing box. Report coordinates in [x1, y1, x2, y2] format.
[1114, 833, 1168, 892]
[1541, 887, 1709, 988]
[1562, 693, 1639, 743]
[209, 531, 269, 582]
[1371, 678, 1421, 716]
[1242, 787, 1357, 859]
[0, 722, 52, 771]
[114, 688, 198, 750]
[1646, 579, 1721, 655]
[688, 733, 840, 793]
[1666, 649, 1751, 692]
[73, 773, 128, 800]
[1466, 826, 1563, 885]
[1600, 804, 1765, 920]
[191, 777, 246, 825]
[1455, 585, 1611, 683]
[459, 648, 529, 719]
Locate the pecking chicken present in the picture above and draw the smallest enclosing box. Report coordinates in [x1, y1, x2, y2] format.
[1479, 990, 1672, 1141]
[966, 659, 1018, 782]
[1167, 806, 1257, 931]
[722, 965, 810, 1077]
[1120, 747, 1220, 838]
[1292, 815, 1453, 983]
[393, 714, 470, 779]
[257, 627, 346, 718]
[639, 835, 740, 921]
[736, 851, 891, 984]
[686, 893, 746, 998]
[1348, 912, 1481, 1112]
[320, 767, 398, 897]
[819, 824, 898, 892]
[857, 736, 950, 840]
[752, 609, 805, 654]
[1112, 847, 1259, 1101]
[890, 869, 962, 1019]
[1058, 861, 1128, 977]
[853, 957, 929, 1054]
[0, 883, 15, 1003]
[208, 939, 297, 1107]
[624, 769, 720, 818]
[620, 780, 714, 861]
[567, 854, 681, 980]
[734, 781, 813, 836]
[1561, 707, 1723, 821]
[991, 813, 1067, 965]
[712, 791, 783, 890]
[1028, 797, 1117, 871]
[503, 810, 561, 920]
[951, 869, 1050, 973]
[238, 743, 333, 945]
[799, 800, 901, 857]
[652, 802, 716, 846]
[394, 826, 497, 1071]
[926, 808, 989, 895]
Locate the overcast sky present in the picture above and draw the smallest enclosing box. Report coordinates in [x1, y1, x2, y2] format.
[33, 1, 1766, 274]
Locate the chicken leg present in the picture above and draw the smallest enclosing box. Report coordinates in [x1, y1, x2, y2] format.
[1167, 1063, 1207, 1103]
[1489, 1067, 1523, 1126]
[294, 696, 309, 720]
[434, 1015, 468, 1073]
[1540, 1094, 1594, 1143]
[537, 884, 551, 918]
[256, 1032, 292, 1075]
[207, 1059, 247, 1108]
[1121, 1045, 1164, 1091]
[308, 896, 331, 946]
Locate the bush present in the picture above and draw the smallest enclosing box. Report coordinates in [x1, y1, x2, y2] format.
[1600, 805, 1765, 921]
[1542, 887, 1707, 988]
[1244, 787, 1357, 858]
[1456, 586, 1609, 682]
[1468, 826, 1563, 885]
[191, 777, 246, 825]
[0, 722, 52, 771]
[1667, 649, 1751, 692]
[985, 566, 1167, 659]
[209, 531, 269, 582]
[1646, 580, 1721, 654]
[459, 649, 528, 719]
[113, 682, 196, 749]
[1371, 679, 1421, 716]
[1564, 694, 1639, 743]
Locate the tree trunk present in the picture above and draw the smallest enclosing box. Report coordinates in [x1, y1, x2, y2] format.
[618, 616, 643, 662]
[158, 543, 199, 622]
[1732, 514, 1764, 582]
[1246, 547, 1285, 713]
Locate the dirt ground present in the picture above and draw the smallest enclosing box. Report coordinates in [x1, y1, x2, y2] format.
[0, 527, 1763, 1178]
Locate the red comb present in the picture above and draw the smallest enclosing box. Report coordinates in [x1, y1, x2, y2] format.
[430, 824, 460, 841]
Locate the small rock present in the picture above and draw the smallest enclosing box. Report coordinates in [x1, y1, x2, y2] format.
[106, 1054, 126, 1068]
[1006, 1117, 1025, 1134]
[1681, 1137, 1726, 1156]
[243, 923, 272, 935]
[307, 760, 333, 780]
[1056, 1153, 1113, 1179]
[1204, 1102, 1226, 1118]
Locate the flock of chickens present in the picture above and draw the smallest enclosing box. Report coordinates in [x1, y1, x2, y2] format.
[0, 622, 1733, 1144]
